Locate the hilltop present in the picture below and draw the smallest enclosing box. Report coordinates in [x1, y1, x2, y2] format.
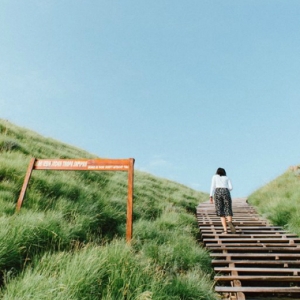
[0, 119, 217, 299]
[248, 166, 300, 236]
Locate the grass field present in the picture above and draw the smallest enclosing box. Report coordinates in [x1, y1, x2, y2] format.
[2, 118, 298, 299]
[0, 119, 217, 299]
[248, 167, 300, 235]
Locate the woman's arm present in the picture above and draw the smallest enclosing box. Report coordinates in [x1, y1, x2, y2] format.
[228, 178, 233, 191]
[210, 175, 216, 202]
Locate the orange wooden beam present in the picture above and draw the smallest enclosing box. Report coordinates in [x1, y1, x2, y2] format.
[33, 158, 131, 171]
[126, 158, 135, 243]
[16, 158, 36, 212]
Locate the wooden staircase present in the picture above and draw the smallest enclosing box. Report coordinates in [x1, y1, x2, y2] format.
[197, 198, 300, 300]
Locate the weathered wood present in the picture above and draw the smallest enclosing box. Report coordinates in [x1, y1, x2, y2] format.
[229, 262, 245, 300]
[197, 197, 300, 299]
[207, 243, 300, 247]
[210, 253, 300, 258]
[215, 286, 300, 293]
[212, 259, 300, 266]
[16, 158, 36, 211]
[215, 275, 300, 281]
[214, 267, 300, 273]
[201, 232, 297, 237]
[208, 246, 300, 252]
[199, 226, 285, 231]
[203, 238, 300, 242]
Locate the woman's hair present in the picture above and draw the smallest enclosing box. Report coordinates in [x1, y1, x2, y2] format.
[216, 168, 226, 176]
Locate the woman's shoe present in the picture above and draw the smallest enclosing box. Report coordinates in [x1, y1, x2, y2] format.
[228, 221, 236, 233]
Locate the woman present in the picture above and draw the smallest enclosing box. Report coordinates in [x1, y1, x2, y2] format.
[210, 167, 235, 234]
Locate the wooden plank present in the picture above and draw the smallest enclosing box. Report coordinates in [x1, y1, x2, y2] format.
[199, 220, 252, 223]
[212, 260, 300, 266]
[208, 246, 300, 251]
[215, 286, 300, 293]
[206, 241, 300, 245]
[201, 232, 297, 236]
[208, 239, 300, 243]
[200, 226, 284, 229]
[199, 226, 284, 231]
[206, 243, 300, 247]
[204, 238, 300, 242]
[215, 275, 300, 281]
[199, 221, 273, 224]
[198, 217, 262, 221]
[33, 158, 132, 171]
[215, 267, 300, 273]
[198, 219, 267, 222]
[210, 253, 300, 258]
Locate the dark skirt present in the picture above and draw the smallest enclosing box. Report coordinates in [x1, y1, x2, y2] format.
[214, 188, 233, 217]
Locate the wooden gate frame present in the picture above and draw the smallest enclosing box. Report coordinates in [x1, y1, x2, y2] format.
[16, 158, 135, 242]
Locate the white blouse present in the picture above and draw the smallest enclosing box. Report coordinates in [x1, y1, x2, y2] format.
[210, 174, 233, 197]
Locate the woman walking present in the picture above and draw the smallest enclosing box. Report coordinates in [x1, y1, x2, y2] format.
[210, 168, 235, 234]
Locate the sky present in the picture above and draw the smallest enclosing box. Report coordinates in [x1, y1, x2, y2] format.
[1, 1, 300, 198]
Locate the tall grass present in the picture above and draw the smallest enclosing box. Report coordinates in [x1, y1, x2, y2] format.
[1, 241, 216, 300]
[248, 169, 300, 235]
[0, 119, 217, 299]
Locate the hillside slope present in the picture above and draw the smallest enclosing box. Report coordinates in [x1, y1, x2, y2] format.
[248, 167, 300, 236]
[0, 119, 217, 299]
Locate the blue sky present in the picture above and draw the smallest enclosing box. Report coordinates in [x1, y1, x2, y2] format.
[1, 1, 300, 198]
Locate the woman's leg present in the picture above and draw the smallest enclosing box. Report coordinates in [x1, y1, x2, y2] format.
[214, 189, 228, 232]
[223, 190, 235, 233]
[220, 216, 227, 232]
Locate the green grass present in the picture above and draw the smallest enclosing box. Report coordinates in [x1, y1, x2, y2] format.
[0, 119, 217, 299]
[248, 169, 300, 235]
[1, 241, 215, 300]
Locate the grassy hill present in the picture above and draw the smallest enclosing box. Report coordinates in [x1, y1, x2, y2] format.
[0, 119, 217, 299]
[248, 167, 300, 235]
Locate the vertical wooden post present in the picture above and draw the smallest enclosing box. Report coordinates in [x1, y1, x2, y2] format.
[126, 158, 135, 243]
[16, 158, 36, 211]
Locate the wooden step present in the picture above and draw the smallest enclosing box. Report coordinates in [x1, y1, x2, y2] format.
[215, 275, 300, 281]
[203, 238, 300, 242]
[210, 253, 300, 258]
[214, 267, 300, 273]
[197, 197, 300, 299]
[207, 243, 300, 247]
[215, 286, 300, 293]
[208, 246, 300, 252]
[211, 260, 300, 266]
[201, 232, 296, 236]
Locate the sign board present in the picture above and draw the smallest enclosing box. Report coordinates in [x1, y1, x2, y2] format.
[33, 159, 132, 171]
[16, 158, 135, 242]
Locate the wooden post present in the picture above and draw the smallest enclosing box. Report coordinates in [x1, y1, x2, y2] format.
[126, 158, 135, 243]
[16, 158, 36, 211]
